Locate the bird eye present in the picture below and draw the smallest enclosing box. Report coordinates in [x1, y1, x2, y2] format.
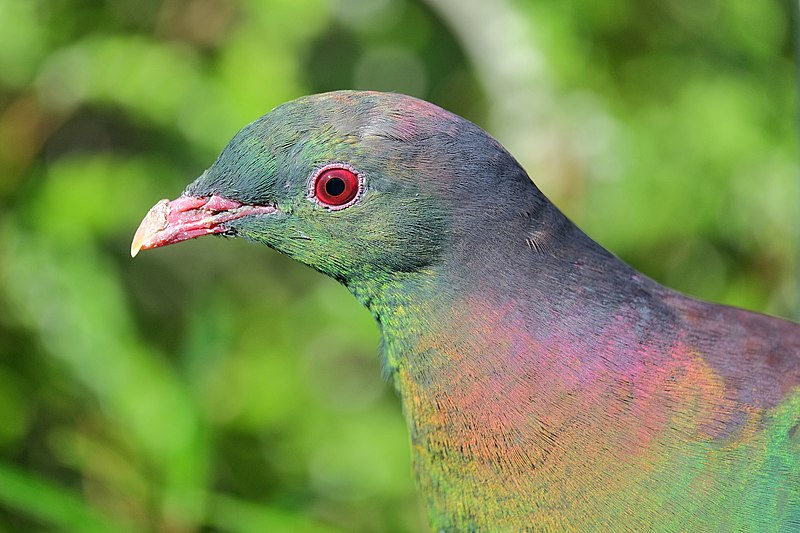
[312, 165, 362, 209]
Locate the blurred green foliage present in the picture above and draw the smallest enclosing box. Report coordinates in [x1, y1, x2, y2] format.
[0, 0, 796, 531]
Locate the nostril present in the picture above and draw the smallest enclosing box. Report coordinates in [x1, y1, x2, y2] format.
[205, 195, 243, 212]
[172, 195, 208, 212]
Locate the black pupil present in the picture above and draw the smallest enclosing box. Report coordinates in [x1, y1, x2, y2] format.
[325, 177, 346, 196]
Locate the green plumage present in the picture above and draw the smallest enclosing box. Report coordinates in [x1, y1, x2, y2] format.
[136, 91, 800, 531]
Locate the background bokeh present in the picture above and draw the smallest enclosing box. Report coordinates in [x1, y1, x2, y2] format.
[0, 0, 797, 531]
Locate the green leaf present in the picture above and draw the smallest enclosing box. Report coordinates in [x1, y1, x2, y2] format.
[0, 462, 134, 533]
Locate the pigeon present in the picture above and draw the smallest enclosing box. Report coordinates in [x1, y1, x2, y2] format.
[132, 91, 800, 531]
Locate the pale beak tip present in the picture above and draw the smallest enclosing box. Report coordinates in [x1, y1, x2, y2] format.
[131, 199, 170, 258]
[130, 225, 148, 258]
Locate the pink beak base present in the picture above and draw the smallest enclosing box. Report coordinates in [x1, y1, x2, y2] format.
[131, 195, 276, 257]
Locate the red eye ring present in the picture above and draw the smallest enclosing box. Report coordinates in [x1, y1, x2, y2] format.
[311, 164, 362, 210]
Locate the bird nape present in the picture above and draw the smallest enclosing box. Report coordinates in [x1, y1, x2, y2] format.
[132, 91, 800, 531]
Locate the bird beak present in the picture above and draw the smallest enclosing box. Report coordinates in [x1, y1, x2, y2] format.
[131, 195, 277, 257]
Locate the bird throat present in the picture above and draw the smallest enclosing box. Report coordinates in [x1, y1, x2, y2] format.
[344, 252, 781, 530]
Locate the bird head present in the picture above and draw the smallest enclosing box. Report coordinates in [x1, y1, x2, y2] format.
[132, 91, 542, 287]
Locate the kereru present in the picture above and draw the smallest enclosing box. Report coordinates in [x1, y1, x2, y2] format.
[133, 91, 800, 531]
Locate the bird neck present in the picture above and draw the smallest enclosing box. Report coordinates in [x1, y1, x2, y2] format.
[344, 207, 652, 384]
[345, 218, 757, 530]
